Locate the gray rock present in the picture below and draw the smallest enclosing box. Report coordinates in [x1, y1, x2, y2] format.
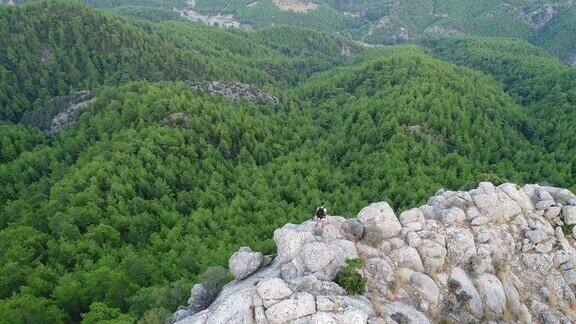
[310, 312, 337, 323]
[401, 221, 423, 234]
[406, 231, 422, 247]
[537, 188, 555, 202]
[274, 223, 315, 263]
[446, 227, 476, 265]
[475, 273, 506, 319]
[287, 275, 345, 295]
[187, 284, 211, 313]
[281, 258, 305, 280]
[562, 206, 576, 225]
[466, 206, 481, 220]
[357, 202, 401, 240]
[416, 239, 447, 274]
[364, 257, 395, 294]
[501, 274, 522, 317]
[522, 253, 553, 272]
[229, 246, 263, 280]
[255, 306, 267, 324]
[265, 292, 316, 323]
[471, 216, 490, 226]
[472, 193, 500, 210]
[390, 245, 425, 272]
[171, 308, 197, 324]
[175, 309, 208, 324]
[205, 290, 256, 324]
[498, 183, 534, 211]
[381, 301, 430, 324]
[534, 240, 554, 254]
[525, 228, 548, 243]
[301, 242, 334, 272]
[190, 81, 280, 106]
[544, 206, 561, 219]
[400, 208, 425, 225]
[440, 207, 466, 224]
[409, 271, 440, 304]
[173, 183, 576, 324]
[334, 309, 370, 323]
[257, 278, 292, 300]
[479, 182, 496, 194]
[316, 295, 337, 312]
[493, 200, 522, 221]
[531, 300, 560, 324]
[342, 219, 364, 242]
[449, 267, 483, 317]
[535, 200, 555, 210]
[542, 186, 576, 205]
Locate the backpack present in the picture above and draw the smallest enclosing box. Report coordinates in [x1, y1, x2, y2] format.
[316, 207, 325, 217]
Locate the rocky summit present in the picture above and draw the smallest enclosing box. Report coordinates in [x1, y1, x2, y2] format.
[172, 182, 576, 323]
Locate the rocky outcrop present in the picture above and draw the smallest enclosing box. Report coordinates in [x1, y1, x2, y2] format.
[173, 182, 576, 323]
[48, 91, 95, 134]
[423, 25, 464, 36]
[568, 55, 576, 68]
[175, 0, 249, 29]
[276, 0, 319, 13]
[189, 81, 280, 106]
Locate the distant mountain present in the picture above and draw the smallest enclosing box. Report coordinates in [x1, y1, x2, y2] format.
[0, 0, 357, 121]
[7, 1, 575, 63]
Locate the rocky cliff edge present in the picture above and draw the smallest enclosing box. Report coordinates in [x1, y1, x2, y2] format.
[172, 182, 576, 323]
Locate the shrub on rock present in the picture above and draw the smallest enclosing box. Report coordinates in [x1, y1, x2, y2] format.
[197, 266, 233, 297]
[334, 258, 366, 295]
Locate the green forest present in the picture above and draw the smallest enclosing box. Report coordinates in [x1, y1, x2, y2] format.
[0, 0, 575, 323]
[7, 0, 576, 64]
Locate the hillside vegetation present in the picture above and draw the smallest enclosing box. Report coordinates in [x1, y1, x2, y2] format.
[422, 36, 576, 184]
[7, 0, 576, 63]
[0, 1, 575, 323]
[1, 57, 573, 323]
[0, 0, 357, 121]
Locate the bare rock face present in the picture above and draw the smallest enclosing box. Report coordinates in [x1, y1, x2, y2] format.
[48, 91, 95, 134]
[189, 81, 280, 106]
[173, 182, 576, 323]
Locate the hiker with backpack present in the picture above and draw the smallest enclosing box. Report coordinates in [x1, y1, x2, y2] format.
[315, 204, 327, 222]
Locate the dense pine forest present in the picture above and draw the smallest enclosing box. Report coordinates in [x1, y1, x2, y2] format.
[0, 0, 575, 323]
[8, 0, 576, 64]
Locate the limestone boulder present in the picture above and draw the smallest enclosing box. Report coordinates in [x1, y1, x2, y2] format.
[562, 206, 576, 225]
[341, 219, 364, 242]
[357, 202, 401, 240]
[257, 278, 292, 300]
[229, 246, 263, 280]
[274, 223, 315, 263]
[265, 292, 316, 323]
[301, 241, 334, 272]
[475, 274, 506, 320]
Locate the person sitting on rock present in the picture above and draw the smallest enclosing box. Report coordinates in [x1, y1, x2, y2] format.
[315, 204, 327, 222]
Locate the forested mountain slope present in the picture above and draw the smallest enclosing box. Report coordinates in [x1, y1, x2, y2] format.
[1, 50, 573, 322]
[1, 1, 576, 323]
[0, 0, 358, 121]
[6, 0, 576, 63]
[422, 36, 576, 184]
[182, 0, 576, 64]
